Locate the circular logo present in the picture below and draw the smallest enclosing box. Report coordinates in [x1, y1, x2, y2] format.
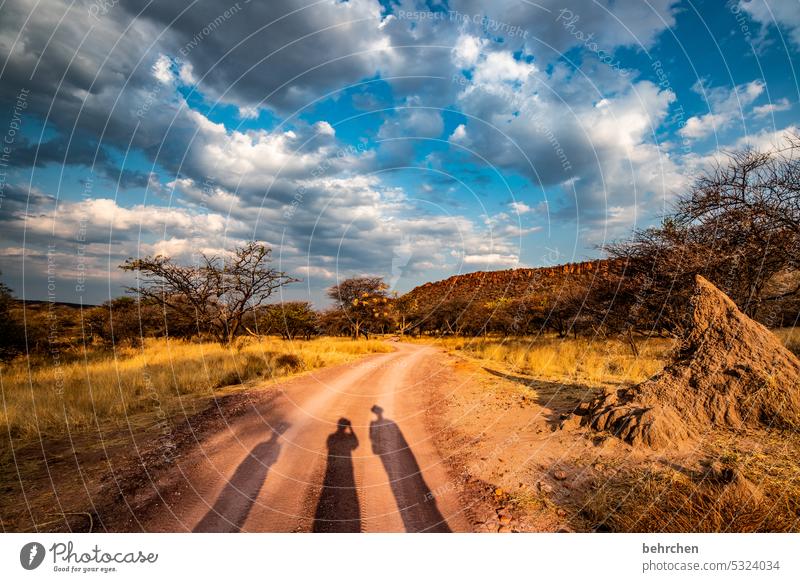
[20, 542, 46, 570]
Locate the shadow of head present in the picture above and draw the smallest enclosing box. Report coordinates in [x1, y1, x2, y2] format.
[270, 421, 291, 437]
[370, 404, 384, 419]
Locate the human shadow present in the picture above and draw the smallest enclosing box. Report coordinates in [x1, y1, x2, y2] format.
[313, 418, 361, 532]
[483, 368, 600, 429]
[193, 422, 289, 532]
[369, 405, 451, 533]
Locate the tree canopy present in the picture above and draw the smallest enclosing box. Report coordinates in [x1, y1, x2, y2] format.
[121, 242, 298, 344]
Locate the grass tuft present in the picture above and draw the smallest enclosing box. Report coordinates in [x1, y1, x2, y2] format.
[774, 327, 800, 357]
[581, 459, 800, 532]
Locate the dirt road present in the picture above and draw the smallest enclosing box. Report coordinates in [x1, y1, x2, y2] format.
[131, 343, 471, 532]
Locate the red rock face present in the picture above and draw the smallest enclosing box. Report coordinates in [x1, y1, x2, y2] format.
[404, 259, 615, 309]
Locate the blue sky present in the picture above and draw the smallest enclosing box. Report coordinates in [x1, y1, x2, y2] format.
[0, 0, 798, 306]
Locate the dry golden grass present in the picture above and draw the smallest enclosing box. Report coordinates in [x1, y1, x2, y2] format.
[774, 327, 800, 356]
[415, 327, 798, 387]
[581, 433, 800, 532]
[0, 336, 392, 440]
[581, 469, 798, 532]
[413, 335, 675, 386]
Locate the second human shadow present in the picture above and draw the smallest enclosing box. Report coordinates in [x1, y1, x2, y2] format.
[369, 405, 451, 532]
[313, 417, 361, 532]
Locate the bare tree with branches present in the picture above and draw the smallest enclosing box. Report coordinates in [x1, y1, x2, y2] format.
[602, 133, 800, 331]
[674, 132, 800, 308]
[121, 242, 298, 344]
[676, 133, 800, 238]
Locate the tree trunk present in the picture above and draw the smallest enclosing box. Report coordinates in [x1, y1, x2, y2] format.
[626, 327, 640, 357]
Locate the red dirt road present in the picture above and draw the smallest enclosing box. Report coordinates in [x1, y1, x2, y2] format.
[132, 343, 471, 532]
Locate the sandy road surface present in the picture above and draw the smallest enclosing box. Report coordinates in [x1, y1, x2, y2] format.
[132, 343, 471, 532]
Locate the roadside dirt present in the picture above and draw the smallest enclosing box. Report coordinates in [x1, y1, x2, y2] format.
[0, 389, 261, 532]
[426, 341, 800, 532]
[424, 347, 661, 532]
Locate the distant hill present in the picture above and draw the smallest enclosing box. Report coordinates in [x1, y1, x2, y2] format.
[14, 299, 97, 310]
[402, 259, 616, 309]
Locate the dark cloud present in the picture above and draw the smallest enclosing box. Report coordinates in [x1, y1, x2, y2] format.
[119, 0, 387, 113]
[9, 134, 149, 188]
[449, 0, 679, 55]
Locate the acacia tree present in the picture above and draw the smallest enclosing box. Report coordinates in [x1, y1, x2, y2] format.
[317, 308, 351, 336]
[393, 293, 419, 336]
[326, 277, 390, 339]
[259, 301, 318, 340]
[601, 136, 800, 332]
[0, 275, 25, 360]
[674, 134, 800, 310]
[121, 242, 298, 344]
[677, 134, 800, 236]
[85, 297, 162, 346]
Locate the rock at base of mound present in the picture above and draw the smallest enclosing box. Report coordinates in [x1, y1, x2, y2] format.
[584, 275, 800, 448]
